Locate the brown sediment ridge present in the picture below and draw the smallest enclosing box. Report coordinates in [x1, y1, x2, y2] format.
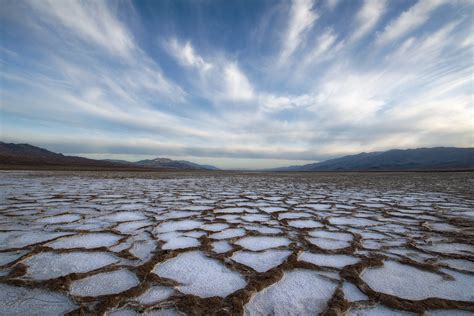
[0, 171, 473, 315]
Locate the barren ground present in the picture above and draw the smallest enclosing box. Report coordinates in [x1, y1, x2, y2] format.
[0, 171, 473, 315]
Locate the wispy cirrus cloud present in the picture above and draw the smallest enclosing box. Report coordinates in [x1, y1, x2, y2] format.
[1, 0, 472, 169]
[375, 0, 446, 47]
[166, 38, 213, 72]
[279, 0, 318, 63]
[350, 0, 387, 43]
[28, 0, 135, 58]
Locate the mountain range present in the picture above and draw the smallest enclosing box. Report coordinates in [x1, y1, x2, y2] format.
[272, 147, 474, 171]
[1, 142, 473, 171]
[0, 142, 218, 170]
[103, 157, 218, 170]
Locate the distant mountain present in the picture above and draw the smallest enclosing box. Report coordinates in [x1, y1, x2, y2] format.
[273, 147, 474, 171]
[135, 158, 218, 170]
[0, 142, 218, 170]
[0, 142, 122, 168]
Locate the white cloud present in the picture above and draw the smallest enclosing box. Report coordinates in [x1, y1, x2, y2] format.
[224, 63, 254, 101]
[386, 21, 459, 65]
[375, 0, 445, 47]
[310, 71, 386, 122]
[258, 93, 313, 111]
[167, 38, 213, 72]
[350, 0, 387, 43]
[28, 0, 135, 58]
[303, 28, 339, 65]
[25, 0, 186, 105]
[280, 0, 318, 62]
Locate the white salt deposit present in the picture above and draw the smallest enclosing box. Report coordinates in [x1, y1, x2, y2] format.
[439, 259, 474, 272]
[359, 231, 387, 239]
[245, 226, 282, 234]
[162, 236, 199, 250]
[299, 252, 360, 268]
[235, 236, 291, 251]
[47, 233, 122, 249]
[278, 212, 312, 220]
[307, 237, 351, 249]
[362, 261, 474, 301]
[215, 207, 251, 213]
[329, 217, 379, 226]
[422, 243, 474, 255]
[153, 251, 246, 298]
[130, 240, 156, 259]
[301, 204, 332, 210]
[37, 214, 81, 224]
[0, 283, 77, 315]
[244, 269, 336, 315]
[260, 206, 286, 213]
[70, 269, 139, 297]
[241, 214, 270, 222]
[25, 251, 118, 280]
[309, 230, 353, 241]
[211, 240, 233, 253]
[210, 228, 246, 240]
[1, 231, 73, 249]
[231, 250, 291, 272]
[163, 211, 200, 219]
[134, 286, 174, 305]
[183, 231, 206, 238]
[115, 221, 150, 234]
[347, 304, 416, 315]
[155, 220, 202, 233]
[288, 220, 324, 228]
[0, 251, 26, 266]
[426, 310, 474, 315]
[201, 223, 229, 231]
[342, 282, 368, 302]
[101, 212, 147, 222]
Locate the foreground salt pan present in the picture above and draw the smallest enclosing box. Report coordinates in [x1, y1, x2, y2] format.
[0, 283, 76, 315]
[24, 251, 119, 280]
[362, 261, 474, 301]
[347, 304, 416, 315]
[231, 250, 291, 272]
[1, 171, 473, 315]
[46, 233, 122, 249]
[152, 251, 246, 298]
[235, 236, 291, 251]
[70, 269, 139, 297]
[244, 269, 337, 315]
[299, 252, 360, 268]
[133, 286, 174, 305]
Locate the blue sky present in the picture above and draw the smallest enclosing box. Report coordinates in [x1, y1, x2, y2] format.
[1, 0, 473, 169]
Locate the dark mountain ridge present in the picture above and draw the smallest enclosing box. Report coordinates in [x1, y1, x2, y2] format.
[135, 158, 218, 170]
[0, 142, 218, 170]
[0, 142, 119, 168]
[273, 147, 474, 171]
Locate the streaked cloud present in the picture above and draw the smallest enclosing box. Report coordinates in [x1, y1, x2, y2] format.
[350, 0, 387, 43]
[1, 0, 472, 169]
[280, 0, 318, 63]
[375, 0, 446, 47]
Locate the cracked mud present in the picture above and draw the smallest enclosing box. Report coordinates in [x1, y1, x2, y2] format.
[0, 171, 473, 315]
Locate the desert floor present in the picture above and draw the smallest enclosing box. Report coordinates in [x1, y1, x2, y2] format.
[0, 171, 473, 315]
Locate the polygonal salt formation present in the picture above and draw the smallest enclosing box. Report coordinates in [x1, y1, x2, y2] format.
[153, 251, 246, 298]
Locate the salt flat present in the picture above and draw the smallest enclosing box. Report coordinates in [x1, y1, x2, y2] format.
[0, 171, 473, 315]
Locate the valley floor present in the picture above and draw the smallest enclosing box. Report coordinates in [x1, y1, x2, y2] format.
[0, 171, 473, 315]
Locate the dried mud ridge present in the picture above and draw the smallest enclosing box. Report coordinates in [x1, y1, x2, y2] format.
[0, 171, 473, 315]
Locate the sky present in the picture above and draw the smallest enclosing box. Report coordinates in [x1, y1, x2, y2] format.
[0, 0, 473, 169]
